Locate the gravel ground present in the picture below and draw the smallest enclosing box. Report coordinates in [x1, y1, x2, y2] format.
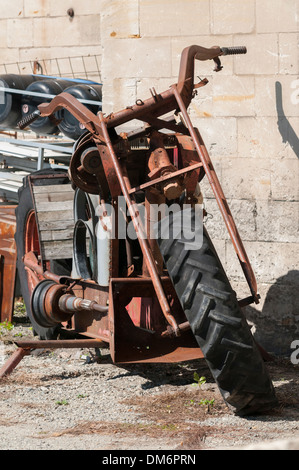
[1, 312, 299, 451]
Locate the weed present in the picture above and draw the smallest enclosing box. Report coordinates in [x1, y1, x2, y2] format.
[55, 399, 69, 406]
[193, 372, 206, 387]
[0, 321, 14, 335]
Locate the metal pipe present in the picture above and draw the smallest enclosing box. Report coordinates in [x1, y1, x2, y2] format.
[172, 84, 258, 302]
[58, 294, 108, 314]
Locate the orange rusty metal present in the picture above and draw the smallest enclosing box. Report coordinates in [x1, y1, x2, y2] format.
[0, 205, 17, 323]
[1, 43, 256, 371]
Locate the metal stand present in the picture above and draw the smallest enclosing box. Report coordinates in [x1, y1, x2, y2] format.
[0, 338, 106, 379]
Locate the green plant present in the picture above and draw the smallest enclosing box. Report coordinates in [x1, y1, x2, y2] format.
[55, 399, 69, 406]
[0, 321, 14, 335]
[199, 398, 215, 407]
[193, 372, 206, 387]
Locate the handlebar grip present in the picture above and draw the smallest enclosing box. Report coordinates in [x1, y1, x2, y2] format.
[221, 46, 247, 56]
[18, 110, 41, 130]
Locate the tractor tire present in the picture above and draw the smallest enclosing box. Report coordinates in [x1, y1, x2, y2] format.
[15, 170, 71, 340]
[157, 209, 277, 415]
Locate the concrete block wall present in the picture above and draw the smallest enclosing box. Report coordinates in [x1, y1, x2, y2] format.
[0, 0, 102, 81]
[0, 0, 298, 355]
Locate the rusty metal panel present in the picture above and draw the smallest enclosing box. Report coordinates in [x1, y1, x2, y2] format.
[0, 205, 17, 322]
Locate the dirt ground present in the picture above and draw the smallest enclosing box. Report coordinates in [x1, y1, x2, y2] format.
[1, 305, 299, 451]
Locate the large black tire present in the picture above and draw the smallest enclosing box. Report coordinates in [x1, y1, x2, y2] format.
[15, 170, 71, 340]
[157, 209, 277, 415]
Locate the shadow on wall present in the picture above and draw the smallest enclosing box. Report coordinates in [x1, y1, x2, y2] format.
[275, 81, 299, 159]
[245, 270, 299, 357]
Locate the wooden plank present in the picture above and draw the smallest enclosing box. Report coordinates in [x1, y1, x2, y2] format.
[41, 240, 74, 259]
[33, 184, 73, 194]
[34, 200, 73, 212]
[39, 228, 74, 242]
[38, 219, 74, 231]
[34, 191, 75, 204]
[37, 210, 73, 222]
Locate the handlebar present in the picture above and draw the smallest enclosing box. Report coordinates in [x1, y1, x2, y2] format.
[35, 44, 247, 132]
[220, 46, 247, 55]
[177, 44, 247, 105]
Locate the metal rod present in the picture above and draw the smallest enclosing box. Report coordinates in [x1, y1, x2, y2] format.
[172, 84, 258, 301]
[0, 348, 30, 379]
[14, 339, 107, 349]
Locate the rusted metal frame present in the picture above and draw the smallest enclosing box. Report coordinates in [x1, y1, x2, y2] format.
[0, 347, 30, 379]
[108, 277, 203, 364]
[38, 92, 104, 138]
[171, 84, 259, 303]
[0, 339, 107, 379]
[109, 277, 190, 338]
[0, 206, 17, 323]
[136, 114, 180, 133]
[98, 113, 180, 336]
[23, 251, 72, 285]
[176, 45, 222, 107]
[128, 162, 203, 195]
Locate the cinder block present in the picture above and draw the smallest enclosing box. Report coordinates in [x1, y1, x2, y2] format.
[7, 19, 33, 48]
[256, 0, 299, 33]
[0, 20, 7, 48]
[33, 17, 80, 47]
[49, 0, 102, 16]
[78, 15, 101, 46]
[226, 239, 299, 283]
[105, 78, 137, 114]
[234, 34, 279, 75]
[270, 158, 299, 201]
[212, 75, 255, 117]
[191, 117, 237, 157]
[24, 0, 51, 17]
[0, 0, 23, 19]
[100, 0, 139, 39]
[255, 200, 299, 243]
[140, 0, 210, 37]
[101, 38, 172, 80]
[211, 0, 255, 34]
[0, 48, 19, 66]
[255, 76, 299, 118]
[237, 117, 290, 160]
[279, 33, 299, 75]
[204, 197, 258, 242]
[220, 157, 271, 200]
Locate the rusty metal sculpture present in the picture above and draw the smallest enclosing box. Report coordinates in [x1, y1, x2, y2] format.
[0, 45, 278, 416]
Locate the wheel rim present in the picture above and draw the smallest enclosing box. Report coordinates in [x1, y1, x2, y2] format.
[25, 209, 40, 254]
[24, 209, 42, 295]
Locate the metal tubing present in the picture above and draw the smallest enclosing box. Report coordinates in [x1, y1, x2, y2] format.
[0, 339, 109, 378]
[14, 339, 108, 349]
[0, 348, 30, 379]
[172, 84, 258, 301]
[98, 113, 180, 336]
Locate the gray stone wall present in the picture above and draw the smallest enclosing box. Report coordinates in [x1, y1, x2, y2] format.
[0, 0, 298, 355]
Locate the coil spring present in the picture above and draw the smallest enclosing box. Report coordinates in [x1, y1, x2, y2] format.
[18, 110, 40, 129]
